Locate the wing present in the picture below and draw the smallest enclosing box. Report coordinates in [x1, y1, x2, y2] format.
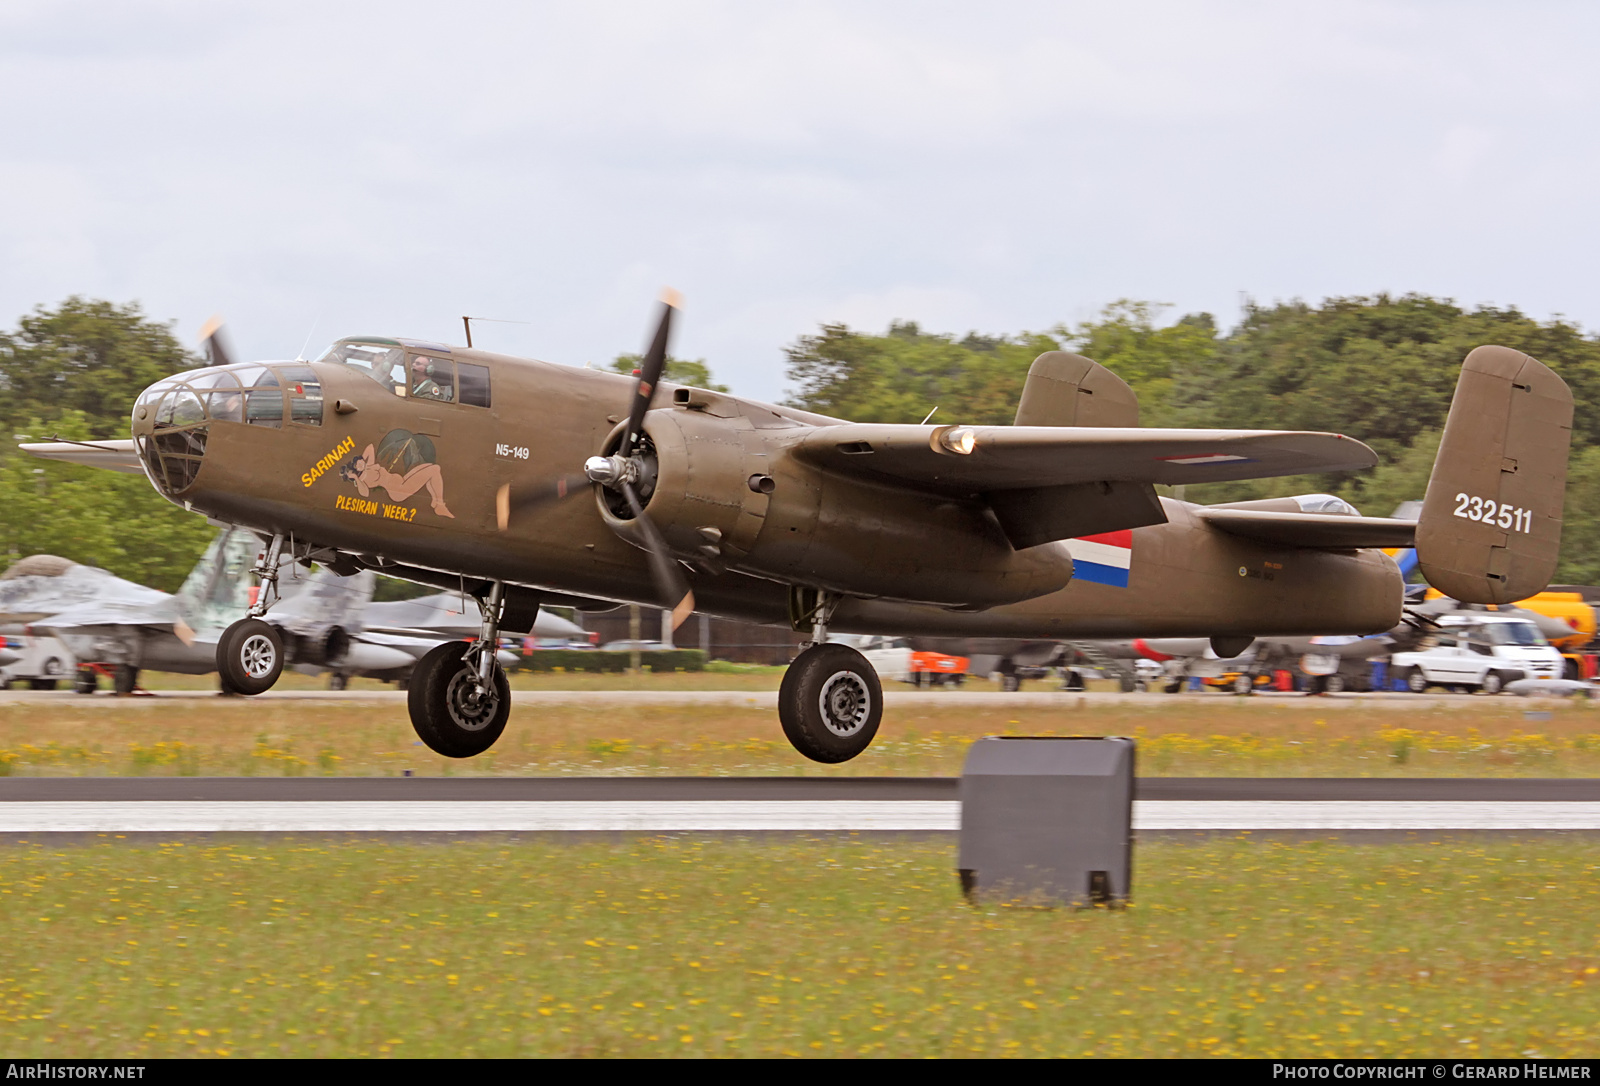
[1197, 509, 1417, 549]
[20, 440, 144, 475]
[793, 425, 1378, 491]
[34, 599, 182, 633]
[792, 424, 1379, 549]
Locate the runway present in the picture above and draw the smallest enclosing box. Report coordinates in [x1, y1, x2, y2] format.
[5, 777, 1599, 834]
[0, 687, 1544, 708]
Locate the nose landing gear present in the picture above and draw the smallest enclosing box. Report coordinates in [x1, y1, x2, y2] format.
[216, 533, 288, 696]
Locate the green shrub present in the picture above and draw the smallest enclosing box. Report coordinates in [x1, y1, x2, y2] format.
[515, 649, 705, 673]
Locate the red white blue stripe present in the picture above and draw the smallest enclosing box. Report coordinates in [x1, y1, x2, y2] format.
[1065, 530, 1133, 588]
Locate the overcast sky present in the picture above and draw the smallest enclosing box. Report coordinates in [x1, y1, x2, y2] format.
[3, 1, 1597, 401]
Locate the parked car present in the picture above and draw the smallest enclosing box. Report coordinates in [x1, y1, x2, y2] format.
[599, 640, 668, 653]
[1390, 613, 1564, 693]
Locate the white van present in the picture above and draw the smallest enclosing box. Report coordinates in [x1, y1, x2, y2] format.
[1390, 614, 1564, 693]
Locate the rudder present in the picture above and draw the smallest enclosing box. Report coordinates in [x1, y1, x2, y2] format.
[1416, 345, 1573, 604]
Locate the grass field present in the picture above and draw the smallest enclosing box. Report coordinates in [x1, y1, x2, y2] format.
[2, 694, 1600, 777]
[1, 835, 1595, 1058]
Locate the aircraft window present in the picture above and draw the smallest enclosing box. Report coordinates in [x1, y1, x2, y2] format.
[167, 388, 205, 427]
[1486, 622, 1547, 647]
[318, 342, 407, 392]
[231, 364, 273, 389]
[458, 362, 491, 408]
[187, 370, 241, 391]
[281, 365, 324, 426]
[245, 371, 282, 427]
[207, 389, 244, 423]
[409, 355, 454, 402]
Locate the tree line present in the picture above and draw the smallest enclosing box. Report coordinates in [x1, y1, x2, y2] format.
[5, 292, 1600, 590]
[782, 295, 1600, 583]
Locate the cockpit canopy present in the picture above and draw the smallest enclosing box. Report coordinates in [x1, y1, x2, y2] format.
[132, 361, 323, 495]
[316, 338, 490, 407]
[1290, 494, 1361, 516]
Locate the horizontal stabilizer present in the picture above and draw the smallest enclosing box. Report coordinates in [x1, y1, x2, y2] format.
[20, 440, 144, 475]
[795, 425, 1378, 495]
[1198, 509, 1417, 550]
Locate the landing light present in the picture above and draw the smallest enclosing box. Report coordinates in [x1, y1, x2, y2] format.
[940, 427, 977, 455]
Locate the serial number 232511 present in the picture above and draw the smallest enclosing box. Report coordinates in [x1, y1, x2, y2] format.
[1454, 493, 1534, 533]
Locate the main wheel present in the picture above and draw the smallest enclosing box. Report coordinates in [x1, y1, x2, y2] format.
[778, 643, 883, 763]
[113, 664, 139, 696]
[328, 672, 349, 691]
[1000, 672, 1021, 692]
[27, 678, 58, 691]
[216, 618, 284, 696]
[1324, 674, 1346, 694]
[407, 641, 510, 758]
[1232, 673, 1254, 696]
[73, 667, 97, 695]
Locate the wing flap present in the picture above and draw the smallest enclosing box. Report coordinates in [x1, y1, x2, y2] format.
[1198, 509, 1418, 549]
[792, 425, 1378, 492]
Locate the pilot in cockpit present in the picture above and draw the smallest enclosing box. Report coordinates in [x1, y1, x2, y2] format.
[410, 357, 453, 401]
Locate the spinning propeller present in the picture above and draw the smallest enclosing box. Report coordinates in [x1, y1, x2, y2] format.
[197, 315, 236, 368]
[496, 290, 695, 631]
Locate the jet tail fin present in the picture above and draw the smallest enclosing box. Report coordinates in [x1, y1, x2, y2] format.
[1415, 345, 1573, 604]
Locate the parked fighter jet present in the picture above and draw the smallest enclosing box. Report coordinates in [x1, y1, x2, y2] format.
[23, 297, 1573, 762]
[0, 529, 581, 692]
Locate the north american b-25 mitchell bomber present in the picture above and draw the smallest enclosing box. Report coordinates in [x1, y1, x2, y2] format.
[24, 293, 1574, 762]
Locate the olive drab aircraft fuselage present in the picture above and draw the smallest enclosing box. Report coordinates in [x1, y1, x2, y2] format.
[23, 301, 1576, 763]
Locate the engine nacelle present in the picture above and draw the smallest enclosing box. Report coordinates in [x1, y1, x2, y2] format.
[600, 407, 1071, 609]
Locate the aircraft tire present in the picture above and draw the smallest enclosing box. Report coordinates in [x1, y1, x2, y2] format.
[1000, 673, 1021, 692]
[407, 641, 509, 758]
[778, 643, 882, 764]
[74, 668, 97, 695]
[1232, 673, 1254, 696]
[28, 679, 58, 691]
[328, 672, 349, 692]
[1324, 674, 1345, 694]
[113, 665, 139, 696]
[216, 618, 284, 696]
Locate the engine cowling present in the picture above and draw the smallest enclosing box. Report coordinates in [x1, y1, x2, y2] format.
[598, 406, 1071, 609]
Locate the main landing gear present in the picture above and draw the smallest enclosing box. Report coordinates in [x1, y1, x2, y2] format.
[407, 581, 510, 758]
[217, 534, 287, 696]
[778, 590, 882, 764]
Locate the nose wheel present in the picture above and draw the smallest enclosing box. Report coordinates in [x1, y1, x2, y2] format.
[407, 641, 510, 757]
[216, 618, 285, 696]
[779, 642, 883, 763]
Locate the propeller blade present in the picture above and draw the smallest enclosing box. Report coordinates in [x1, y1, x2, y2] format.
[621, 479, 694, 630]
[495, 474, 588, 531]
[622, 288, 681, 449]
[197, 315, 236, 368]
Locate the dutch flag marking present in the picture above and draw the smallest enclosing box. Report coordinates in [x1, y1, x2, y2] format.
[1066, 530, 1133, 588]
